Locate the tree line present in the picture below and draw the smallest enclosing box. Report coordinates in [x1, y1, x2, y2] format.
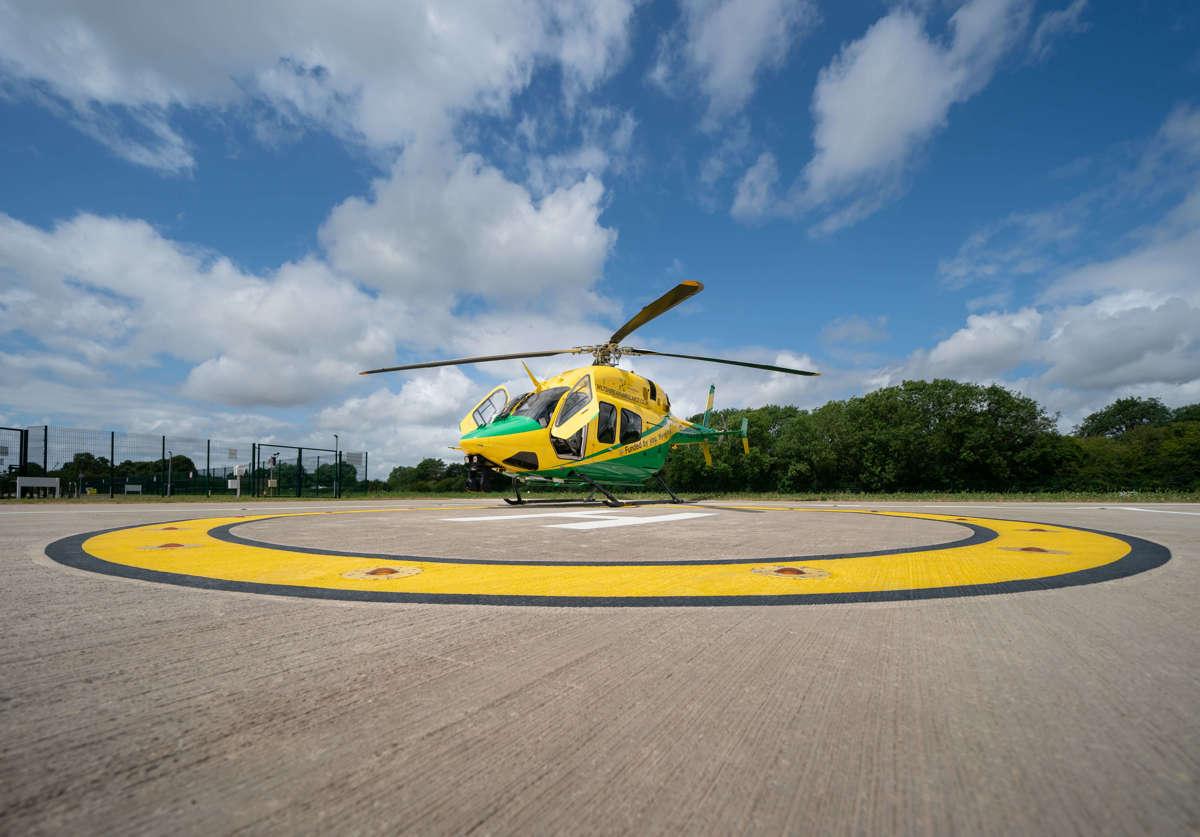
[387, 381, 1200, 494]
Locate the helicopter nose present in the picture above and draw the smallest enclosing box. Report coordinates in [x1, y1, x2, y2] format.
[460, 435, 515, 461]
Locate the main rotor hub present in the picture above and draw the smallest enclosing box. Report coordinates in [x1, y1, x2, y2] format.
[586, 343, 623, 366]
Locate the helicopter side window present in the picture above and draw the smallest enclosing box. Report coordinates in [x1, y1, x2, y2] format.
[648, 380, 657, 402]
[619, 408, 642, 445]
[512, 387, 568, 427]
[554, 376, 593, 428]
[596, 402, 617, 444]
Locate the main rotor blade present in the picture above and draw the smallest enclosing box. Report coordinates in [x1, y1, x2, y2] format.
[622, 348, 819, 376]
[608, 280, 704, 345]
[360, 349, 583, 375]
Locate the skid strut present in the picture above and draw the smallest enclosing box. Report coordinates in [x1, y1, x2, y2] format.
[571, 472, 626, 507]
[654, 473, 683, 503]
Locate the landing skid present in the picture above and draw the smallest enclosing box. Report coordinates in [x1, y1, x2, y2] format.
[501, 473, 686, 507]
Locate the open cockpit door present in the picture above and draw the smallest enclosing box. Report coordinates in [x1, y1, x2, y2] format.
[550, 374, 596, 458]
[551, 375, 596, 440]
[459, 385, 510, 435]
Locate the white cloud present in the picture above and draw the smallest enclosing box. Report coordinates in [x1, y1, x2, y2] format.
[731, 152, 780, 220]
[733, 0, 1031, 230]
[651, 0, 816, 126]
[1029, 0, 1089, 62]
[0, 0, 636, 171]
[938, 205, 1083, 287]
[922, 308, 1043, 380]
[0, 213, 406, 406]
[1042, 294, 1199, 389]
[523, 106, 638, 194]
[318, 142, 617, 310]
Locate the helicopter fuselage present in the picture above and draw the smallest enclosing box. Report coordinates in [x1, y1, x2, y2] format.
[457, 365, 722, 490]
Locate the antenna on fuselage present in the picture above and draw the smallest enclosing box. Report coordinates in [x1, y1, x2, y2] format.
[522, 361, 545, 392]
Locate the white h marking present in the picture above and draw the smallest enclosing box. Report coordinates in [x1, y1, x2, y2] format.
[443, 510, 714, 530]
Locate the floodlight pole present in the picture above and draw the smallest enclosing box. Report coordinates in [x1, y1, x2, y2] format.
[167, 450, 173, 498]
[334, 434, 340, 498]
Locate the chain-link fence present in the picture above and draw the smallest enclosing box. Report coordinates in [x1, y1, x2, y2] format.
[2, 425, 367, 499]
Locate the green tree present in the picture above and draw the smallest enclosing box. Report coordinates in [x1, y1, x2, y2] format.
[1076, 397, 1172, 438]
[1171, 403, 1200, 423]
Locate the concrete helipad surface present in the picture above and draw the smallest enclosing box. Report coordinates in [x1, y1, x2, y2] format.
[2, 499, 1198, 834]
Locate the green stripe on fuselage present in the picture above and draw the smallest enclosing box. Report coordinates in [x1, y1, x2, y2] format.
[462, 415, 542, 438]
[534, 440, 672, 483]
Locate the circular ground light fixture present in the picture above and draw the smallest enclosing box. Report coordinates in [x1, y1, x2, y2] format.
[751, 565, 831, 580]
[341, 566, 422, 580]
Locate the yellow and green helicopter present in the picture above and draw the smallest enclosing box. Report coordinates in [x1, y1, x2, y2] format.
[361, 281, 817, 505]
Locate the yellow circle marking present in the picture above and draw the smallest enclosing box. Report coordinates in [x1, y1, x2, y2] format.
[77, 508, 1132, 599]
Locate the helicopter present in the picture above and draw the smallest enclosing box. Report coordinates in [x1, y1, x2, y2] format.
[360, 281, 818, 506]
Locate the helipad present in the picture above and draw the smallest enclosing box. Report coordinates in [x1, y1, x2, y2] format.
[5, 499, 1195, 835]
[46, 503, 1168, 605]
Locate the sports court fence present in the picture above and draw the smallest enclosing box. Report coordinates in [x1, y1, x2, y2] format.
[1, 425, 367, 499]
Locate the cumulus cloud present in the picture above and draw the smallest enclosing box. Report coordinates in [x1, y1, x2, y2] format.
[0, 0, 636, 171]
[862, 101, 1200, 430]
[318, 142, 616, 309]
[0, 213, 406, 406]
[734, 0, 1031, 230]
[651, 0, 817, 126]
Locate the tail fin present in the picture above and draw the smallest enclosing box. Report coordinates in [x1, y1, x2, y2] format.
[701, 385, 717, 464]
[741, 418, 749, 454]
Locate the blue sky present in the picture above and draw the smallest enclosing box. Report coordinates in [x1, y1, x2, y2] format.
[2, 0, 1198, 474]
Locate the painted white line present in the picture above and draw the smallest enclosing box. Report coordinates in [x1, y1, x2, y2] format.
[1106, 506, 1200, 517]
[549, 512, 715, 530]
[443, 510, 621, 522]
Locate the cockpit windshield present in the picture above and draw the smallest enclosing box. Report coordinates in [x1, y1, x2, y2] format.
[497, 392, 531, 421]
[510, 387, 568, 427]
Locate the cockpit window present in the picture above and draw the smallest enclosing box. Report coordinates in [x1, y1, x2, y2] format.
[554, 375, 593, 428]
[511, 387, 568, 427]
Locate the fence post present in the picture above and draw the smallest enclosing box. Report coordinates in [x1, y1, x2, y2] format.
[42, 426, 48, 473]
[365, 451, 368, 487]
[160, 436, 166, 497]
[296, 448, 303, 497]
[109, 431, 114, 498]
[206, 439, 211, 497]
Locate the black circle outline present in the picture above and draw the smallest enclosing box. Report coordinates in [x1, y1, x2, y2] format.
[43, 510, 1171, 607]
[207, 510, 995, 565]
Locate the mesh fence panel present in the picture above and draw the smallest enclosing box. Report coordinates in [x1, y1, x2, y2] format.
[113, 430, 165, 495]
[0, 427, 26, 497]
[6, 425, 367, 498]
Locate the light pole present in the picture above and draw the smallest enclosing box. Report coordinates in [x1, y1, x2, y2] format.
[167, 450, 173, 497]
[333, 434, 340, 498]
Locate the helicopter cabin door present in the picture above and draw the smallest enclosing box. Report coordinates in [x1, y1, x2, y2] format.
[459, 385, 510, 435]
[549, 374, 595, 459]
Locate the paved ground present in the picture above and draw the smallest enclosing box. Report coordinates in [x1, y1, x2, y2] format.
[1, 499, 1197, 834]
